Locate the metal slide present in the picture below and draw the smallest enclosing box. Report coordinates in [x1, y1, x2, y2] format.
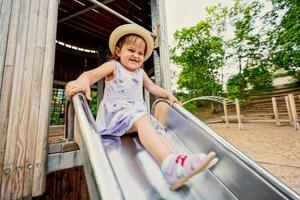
[70, 94, 300, 200]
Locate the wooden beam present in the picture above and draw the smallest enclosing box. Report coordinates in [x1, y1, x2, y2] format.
[25, 0, 49, 196]
[47, 150, 83, 174]
[150, 0, 171, 91]
[0, 0, 13, 92]
[272, 97, 280, 126]
[288, 93, 299, 131]
[235, 98, 243, 130]
[32, 0, 59, 196]
[58, 0, 116, 23]
[59, 5, 98, 23]
[0, 0, 18, 198]
[19, 0, 42, 197]
[223, 100, 229, 127]
[1, 0, 31, 198]
[285, 96, 293, 126]
[151, 0, 161, 87]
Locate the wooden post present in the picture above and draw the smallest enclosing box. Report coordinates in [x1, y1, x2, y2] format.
[151, 0, 171, 91]
[0, 0, 57, 198]
[285, 96, 293, 126]
[32, 0, 59, 196]
[0, 1, 21, 197]
[288, 94, 299, 131]
[0, 0, 13, 92]
[223, 100, 229, 127]
[23, 0, 49, 197]
[235, 98, 243, 130]
[1, 0, 31, 199]
[17, 0, 42, 198]
[151, 0, 161, 87]
[272, 97, 280, 126]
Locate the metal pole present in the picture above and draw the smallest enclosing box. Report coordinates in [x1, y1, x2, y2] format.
[88, 0, 135, 24]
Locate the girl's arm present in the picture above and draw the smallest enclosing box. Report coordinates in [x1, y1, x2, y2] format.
[143, 72, 179, 105]
[65, 60, 115, 100]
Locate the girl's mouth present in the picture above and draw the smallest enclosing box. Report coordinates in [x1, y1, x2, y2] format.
[129, 59, 139, 63]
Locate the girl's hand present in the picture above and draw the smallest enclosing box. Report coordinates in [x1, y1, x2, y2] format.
[167, 93, 180, 105]
[65, 80, 91, 101]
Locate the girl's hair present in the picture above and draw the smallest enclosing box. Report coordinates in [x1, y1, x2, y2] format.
[107, 34, 147, 61]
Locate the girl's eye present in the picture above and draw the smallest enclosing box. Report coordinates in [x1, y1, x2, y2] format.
[138, 52, 144, 56]
[128, 49, 134, 52]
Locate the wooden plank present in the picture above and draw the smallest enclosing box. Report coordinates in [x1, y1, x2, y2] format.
[285, 96, 293, 126]
[34, 166, 89, 200]
[272, 97, 280, 126]
[288, 93, 299, 131]
[13, 0, 35, 195]
[223, 100, 229, 127]
[15, 0, 40, 197]
[48, 141, 79, 154]
[47, 150, 83, 174]
[150, 0, 161, 87]
[58, 4, 98, 23]
[1, 0, 30, 199]
[0, 0, 18, 196]
[32, 0, 59, 196]
[158, 0, 171, 91]
[235, 98, 243, 130]
[109, 1, 149, 24]
[0, 0, 13, 92]
[58, 0, 117, 24]
[22, 0, 47, 197]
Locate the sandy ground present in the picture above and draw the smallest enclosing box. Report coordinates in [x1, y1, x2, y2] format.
[208, 122, 300, 195]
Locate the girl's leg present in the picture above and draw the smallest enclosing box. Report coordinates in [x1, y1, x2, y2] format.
[134, 114, 173, 164]
[134, 114, 218, 189]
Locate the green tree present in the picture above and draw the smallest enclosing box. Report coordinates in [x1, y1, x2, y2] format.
[226, 0, 274, 99]
[267, 0, 300, 78]
[170, 6, 226, 98]
[226, 0, 265, 73]
[226, 73, 248, 100]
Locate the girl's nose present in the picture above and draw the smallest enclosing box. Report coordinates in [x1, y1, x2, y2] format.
[132, 52, 139, 58]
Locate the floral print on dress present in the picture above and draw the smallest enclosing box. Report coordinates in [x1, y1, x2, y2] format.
[96, 61, 165, 137]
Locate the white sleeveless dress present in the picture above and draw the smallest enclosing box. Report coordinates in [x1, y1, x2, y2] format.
[96, 61, 165, 136]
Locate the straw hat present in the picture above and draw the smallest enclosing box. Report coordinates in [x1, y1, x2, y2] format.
[109, 24, 154, 61]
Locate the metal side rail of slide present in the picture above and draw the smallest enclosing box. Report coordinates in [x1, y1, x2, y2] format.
[68, 94, 300, 200]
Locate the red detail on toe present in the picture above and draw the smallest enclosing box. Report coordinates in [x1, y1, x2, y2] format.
[175, 155, 188, 167]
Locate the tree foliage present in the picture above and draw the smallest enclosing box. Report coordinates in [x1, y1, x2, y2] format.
[170, 6, 226, 98]
[171, 0, 299, 101]
[267, 0, 300, 77]
[225, 0, 274, 99]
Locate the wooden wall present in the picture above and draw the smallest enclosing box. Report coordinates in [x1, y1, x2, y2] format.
[0, 0, 59, 199]
[33, 167, 89, 200]
[54, 46, 99, 83]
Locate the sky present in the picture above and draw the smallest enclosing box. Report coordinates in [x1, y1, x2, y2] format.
[164, 0, 235, 90]
[165, 0, 234, 45]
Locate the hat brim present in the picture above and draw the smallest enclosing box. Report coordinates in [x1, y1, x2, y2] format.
[109, 24, 154, 61]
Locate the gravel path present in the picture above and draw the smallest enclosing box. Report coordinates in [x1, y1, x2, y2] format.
[208, 122, 300, 194]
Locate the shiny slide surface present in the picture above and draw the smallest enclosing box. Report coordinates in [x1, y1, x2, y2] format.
[71, 94, 299, 200]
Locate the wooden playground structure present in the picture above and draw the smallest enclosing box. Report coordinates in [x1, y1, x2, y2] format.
[1, 0, 299, 199]
[0, 0, 170, 199]
[182, 88, 300, 132]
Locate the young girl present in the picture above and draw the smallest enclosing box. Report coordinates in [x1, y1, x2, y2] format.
[65, 24, 218, 190]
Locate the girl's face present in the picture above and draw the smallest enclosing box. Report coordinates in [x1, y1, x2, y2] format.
[116, 36, 146, 72]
